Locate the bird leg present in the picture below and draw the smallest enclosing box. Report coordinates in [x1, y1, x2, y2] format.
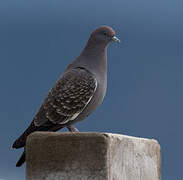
[67, 125, 79, 132]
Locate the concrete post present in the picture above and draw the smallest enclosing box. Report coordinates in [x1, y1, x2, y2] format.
[26, 132, 161, 180]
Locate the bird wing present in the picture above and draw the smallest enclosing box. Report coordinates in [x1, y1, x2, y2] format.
[33, 67, 97, 126]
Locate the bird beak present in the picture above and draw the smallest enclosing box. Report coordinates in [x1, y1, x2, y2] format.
[112, 36, 120, 43]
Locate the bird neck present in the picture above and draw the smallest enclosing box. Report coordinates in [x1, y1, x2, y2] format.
[81, 41, 107, 57]
[79, 42, 107, 75]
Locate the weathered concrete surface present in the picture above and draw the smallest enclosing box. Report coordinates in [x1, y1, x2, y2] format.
[26, 132, 161, 180]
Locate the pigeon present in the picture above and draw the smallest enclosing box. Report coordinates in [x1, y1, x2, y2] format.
[12, 25, 120, 167]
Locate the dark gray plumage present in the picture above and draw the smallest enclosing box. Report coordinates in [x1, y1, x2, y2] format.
[35, 68, 97, 126]
[12, 25, 120, 167]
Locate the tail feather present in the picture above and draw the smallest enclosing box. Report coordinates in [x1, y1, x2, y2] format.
[13, 121, 65, 149]
[16, 151, 26, 167]
[12, 121, 37, 149]
[13, 121, 65, 167]
[12, 121, 54, 149]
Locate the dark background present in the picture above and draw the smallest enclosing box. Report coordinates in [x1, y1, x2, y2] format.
[1, 0, 183, 179]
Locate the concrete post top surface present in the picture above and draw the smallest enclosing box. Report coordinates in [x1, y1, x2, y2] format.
[27, 131, 160, 145]
[27, 132, 160, 155]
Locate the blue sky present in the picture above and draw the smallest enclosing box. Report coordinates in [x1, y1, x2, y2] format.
[0, 0, 183, 179]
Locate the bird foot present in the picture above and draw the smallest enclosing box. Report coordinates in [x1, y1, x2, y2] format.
[67, 125, 79, 132]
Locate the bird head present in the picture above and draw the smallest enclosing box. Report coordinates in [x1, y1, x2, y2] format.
[89, 25, 120, 45]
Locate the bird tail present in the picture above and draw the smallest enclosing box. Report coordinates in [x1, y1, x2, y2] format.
[12, 121, 38, 149]
[12, 121, 66, 149]
[16, 151, 26, 167]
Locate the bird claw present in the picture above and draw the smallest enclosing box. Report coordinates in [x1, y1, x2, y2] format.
[67, 125, 79, 132]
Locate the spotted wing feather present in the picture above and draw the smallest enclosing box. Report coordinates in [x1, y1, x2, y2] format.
[34, 67, 97, 126]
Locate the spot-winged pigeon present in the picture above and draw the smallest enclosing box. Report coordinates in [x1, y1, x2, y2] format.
[12, 25, 120, 167]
